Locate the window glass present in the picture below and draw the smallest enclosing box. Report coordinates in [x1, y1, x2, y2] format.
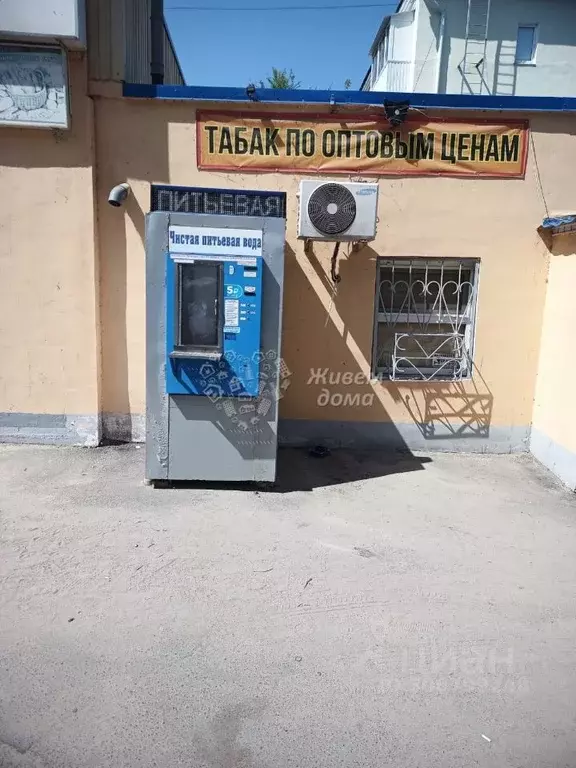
[516, 25, 536, 63]
[178, 262, 219, 348]
[374, 260, 478, 381]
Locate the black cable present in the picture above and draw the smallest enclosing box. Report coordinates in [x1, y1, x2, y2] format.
[413, 36, 436, 91]
[331, 242, 342, 284]
[530, 132, 550, 218]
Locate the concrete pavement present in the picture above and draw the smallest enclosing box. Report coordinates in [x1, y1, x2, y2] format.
[0, 445, 575, 768]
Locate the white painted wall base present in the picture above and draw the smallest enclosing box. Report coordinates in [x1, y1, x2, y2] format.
[530, 429, 576, 491]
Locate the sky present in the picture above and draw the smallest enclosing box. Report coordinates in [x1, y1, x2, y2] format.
[164, 0, 400, 90]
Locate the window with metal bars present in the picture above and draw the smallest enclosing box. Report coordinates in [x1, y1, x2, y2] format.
[372, 259, 480, 381]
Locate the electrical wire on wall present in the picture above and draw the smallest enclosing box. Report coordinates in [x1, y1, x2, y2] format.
[330, 242, 342, 284]
[530, 132, 550, 219]
[412, 36, 437, 92]
[322, 242, 340, 330]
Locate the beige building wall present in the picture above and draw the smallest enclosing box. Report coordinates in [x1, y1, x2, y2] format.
[531, 237, 576, 489]
[2, 70, 575, 459]
[0, 53, 101, 444]
[92, 96, 575, 452]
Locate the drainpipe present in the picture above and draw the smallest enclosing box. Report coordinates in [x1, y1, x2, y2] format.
[151, 0, 165, 85]
[435, 10, 446, 94]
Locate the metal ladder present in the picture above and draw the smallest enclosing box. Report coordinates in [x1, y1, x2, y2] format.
[460, 0, 492, 94]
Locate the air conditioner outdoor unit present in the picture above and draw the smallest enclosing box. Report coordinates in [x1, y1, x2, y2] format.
[298, 181, 379, 241]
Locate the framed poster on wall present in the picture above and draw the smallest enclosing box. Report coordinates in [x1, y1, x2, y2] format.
[0, 45, 69, 129]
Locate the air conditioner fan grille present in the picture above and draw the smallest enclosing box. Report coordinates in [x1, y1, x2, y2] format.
[307, 183, 357, 235]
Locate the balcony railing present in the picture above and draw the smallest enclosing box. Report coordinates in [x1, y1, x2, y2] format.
[383, 60, 412, 92]
[371, 59, 412, 92]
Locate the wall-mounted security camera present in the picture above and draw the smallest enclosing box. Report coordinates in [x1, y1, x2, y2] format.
[108, 183, 131, 208]
[245, 83, 258, 101]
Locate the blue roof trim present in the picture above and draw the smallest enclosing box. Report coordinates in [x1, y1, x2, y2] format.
[123, 83, 576, 112]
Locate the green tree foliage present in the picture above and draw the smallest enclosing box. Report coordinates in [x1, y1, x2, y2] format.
[253, 71, 353, 90]
[260, 68, 301, 89]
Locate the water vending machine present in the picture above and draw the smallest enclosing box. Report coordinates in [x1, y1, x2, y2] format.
[145, 204, 286, 483]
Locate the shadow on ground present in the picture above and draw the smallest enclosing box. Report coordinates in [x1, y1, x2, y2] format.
[153, 447, 432, 492]
[275, 447, 432, 492]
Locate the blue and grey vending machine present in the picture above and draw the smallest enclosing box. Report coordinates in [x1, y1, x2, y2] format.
[145, 186, 287, 483]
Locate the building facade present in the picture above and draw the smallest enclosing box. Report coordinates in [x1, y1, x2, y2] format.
[1, 5, 576, 490]
[0, 0, 185, 88]
[363, 0, 576, 96]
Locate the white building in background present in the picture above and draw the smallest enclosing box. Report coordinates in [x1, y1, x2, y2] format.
[0, 0, 185, 87]
[362, 0, 576, 96]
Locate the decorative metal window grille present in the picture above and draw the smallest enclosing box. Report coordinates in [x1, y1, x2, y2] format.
[373, 259, 480, 381]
